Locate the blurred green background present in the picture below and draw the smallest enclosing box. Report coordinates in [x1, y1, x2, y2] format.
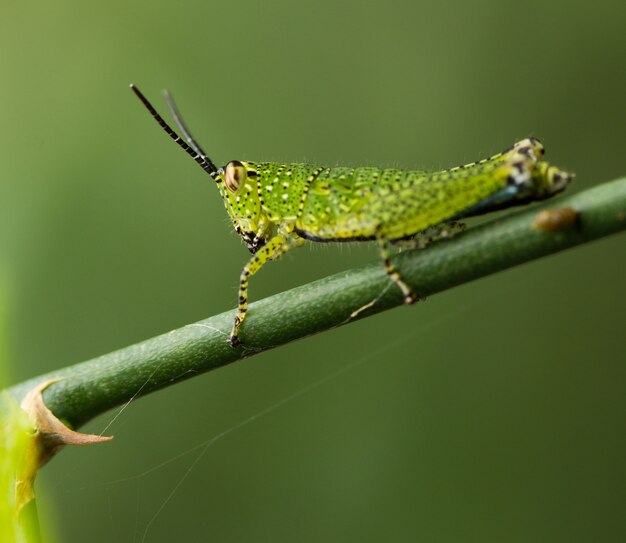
[1, 0, 625, 541]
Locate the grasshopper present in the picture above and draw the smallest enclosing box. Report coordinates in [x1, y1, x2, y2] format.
[131, 85, 573, 347]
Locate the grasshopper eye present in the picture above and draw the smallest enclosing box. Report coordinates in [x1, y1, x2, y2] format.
[224, 161, 247, 193]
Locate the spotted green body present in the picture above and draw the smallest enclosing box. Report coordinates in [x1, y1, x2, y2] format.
[131, 85, 574, 347]
[221, 143, 566, 246]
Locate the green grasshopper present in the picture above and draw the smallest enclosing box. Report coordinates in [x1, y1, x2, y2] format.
[131, 85, 573, 347]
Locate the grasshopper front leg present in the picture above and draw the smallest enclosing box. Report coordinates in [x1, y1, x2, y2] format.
[228, 227, 303, 347]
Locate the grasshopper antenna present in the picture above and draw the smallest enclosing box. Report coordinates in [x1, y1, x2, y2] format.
[130, 84, 219, 178]
[162, 89, 209, 163]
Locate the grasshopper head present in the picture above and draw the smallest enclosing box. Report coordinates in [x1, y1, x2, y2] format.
[216, 160, 271, 253]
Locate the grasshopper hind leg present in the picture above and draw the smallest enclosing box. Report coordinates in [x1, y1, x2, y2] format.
[391, 221, 467, 251]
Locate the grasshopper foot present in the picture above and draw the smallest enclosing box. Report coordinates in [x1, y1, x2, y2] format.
[228, 314, 244, 348]
[404, 291, 425, 305]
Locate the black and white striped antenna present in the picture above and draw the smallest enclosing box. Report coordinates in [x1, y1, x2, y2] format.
[130, 84, 219, 178]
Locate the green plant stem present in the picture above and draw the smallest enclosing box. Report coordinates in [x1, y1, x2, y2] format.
[6, 177, 626, 429]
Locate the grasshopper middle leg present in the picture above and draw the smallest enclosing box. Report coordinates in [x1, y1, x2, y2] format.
[376, 236, 421, 305]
